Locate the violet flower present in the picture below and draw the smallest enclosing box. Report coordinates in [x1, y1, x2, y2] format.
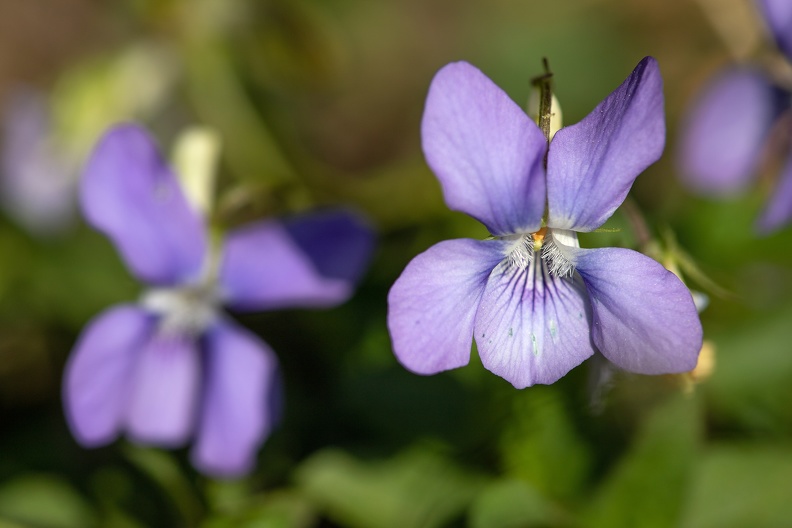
[678, 0, 792, 233]
[63, 124, 373, 477]
[1, 90, 77, 233]
[387, 58, 702, 389]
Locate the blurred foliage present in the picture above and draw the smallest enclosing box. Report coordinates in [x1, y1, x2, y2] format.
[1, 0, 791, 527]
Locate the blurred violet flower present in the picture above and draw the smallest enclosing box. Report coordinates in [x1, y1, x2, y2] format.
[388, 57, 702, 389]
[64, 124, 373, 477]
[1, 89, 77, 234]
[678, 0, 792, 233]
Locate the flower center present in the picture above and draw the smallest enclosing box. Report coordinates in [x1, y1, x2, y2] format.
[141, 283, 221, 336]
[504, 227, 578, 277]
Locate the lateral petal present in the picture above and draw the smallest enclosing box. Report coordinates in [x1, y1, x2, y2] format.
[547, 57, 665, 231]
[757, 150, 792, 234]
[80, 124, 207, 286]
[474, 259, 595, 389]
[678, 67, 784, 195]
[421, 61, 546, 236]
[63, 305, 153, 446]
[572, 247, 702, 374]
[125, 331, 200, 446]
[760, 0, 792, 59]
[192, 320, 280, 477]
[220, 210, 373, 311]
[387, 238, 505, 375]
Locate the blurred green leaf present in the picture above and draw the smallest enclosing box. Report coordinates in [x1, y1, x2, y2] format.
[469, 478, 572, 528]
[680, 444, 792, 528]
[705, 301, 792, 433]
[0, 474, 96, 528]
[499, 385, 592, 499]
[294, 446, 485, 528]
[202, 489, 315, 528]
[122, 446, 203, 526]
[583, 394, 700, 528]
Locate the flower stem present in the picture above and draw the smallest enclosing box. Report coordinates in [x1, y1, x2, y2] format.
[532, 58, 554, 145]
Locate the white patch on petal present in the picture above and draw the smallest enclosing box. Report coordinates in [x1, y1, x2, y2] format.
[141, 284, 220, 336]
[502, 228, 578, 278]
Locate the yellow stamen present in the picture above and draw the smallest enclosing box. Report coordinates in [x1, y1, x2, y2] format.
[532, 227, 548, 251]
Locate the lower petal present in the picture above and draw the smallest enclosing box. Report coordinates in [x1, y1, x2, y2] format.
[756, 150, 792, 234]
[572, 247, 702, 374]
[474, 260, 595, 389]
[125, 332, 200, 446]
[63, 305, 152, 446]
[387, 238, 505, 375]
[191, 320, 279, 477]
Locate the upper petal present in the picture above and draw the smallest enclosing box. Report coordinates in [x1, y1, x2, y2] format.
[220, 210, 374, 311]
[677, 67, 785, 196]
[421, 61, 546, 236]
[756, 149, 792, 234]
[547, 57, 665, 231]
[473, 259, 595, 389]
[63, 304, 153, 447]
[387, 238, 506, 375]
[80, 124, 207, 286]
[191, 320, 280, 477]
[760, 0, 792, 59]
[571, 247, 702, 374]
[124, 331, 201, 447]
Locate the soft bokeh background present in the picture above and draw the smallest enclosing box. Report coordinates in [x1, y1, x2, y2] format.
[1, 0, 791, 526]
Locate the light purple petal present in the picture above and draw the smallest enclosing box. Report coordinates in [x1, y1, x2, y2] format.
[421, 61, 546, 236]
[1, 89, 77, 234]
[387, 238, 506, 375]
[760, 0, 792, 59]
[473, 259, 595, 388]
[80, 124, 206, 286]
[757, 150, 792, 234]
[125, 332, 200, 446]
[63, 305, 152, 447]
[547, 57, 665, 231]
[678, 67, 784, 196]
[192, 320, 279, 477]
[572, 247, 702, 374]
[220, 210, 373, 311]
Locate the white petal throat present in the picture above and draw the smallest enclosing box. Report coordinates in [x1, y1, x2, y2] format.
[503, 228, 578, 278]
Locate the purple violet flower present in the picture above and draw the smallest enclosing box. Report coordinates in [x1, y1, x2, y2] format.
[64, 124, 373, 477]
[678, 0, 792, 233]
[1, 89, 77, 234]
[387, 57, 702, 389]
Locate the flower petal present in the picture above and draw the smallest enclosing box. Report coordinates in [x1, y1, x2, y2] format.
[125, 331, 200, 446]
[421, 61, 546, 235]
[387, 238, 505, 375]
[757, 150, 792, 234]
[192, 320, 280, 477]
[547, 57, 665, 231]
[80, 124, 206, 286]
[220, 210, 373, 311]
[760, 0, 792, 59]
[572, 247, 702, 374]
[1, 89, 76, 234]
[474, 260, 595, 388]
[63, 305, 152, 446]
[678, 67, 785, 195]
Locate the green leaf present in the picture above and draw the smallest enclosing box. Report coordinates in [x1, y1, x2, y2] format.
[498, 385, 592, 499]
[469, 479, 572, 528]
[680, 444, 792, 528]
[705, 302, 792, 434]
[0, 474, 96, 528]
[294, 446, 485, 528]
[583, 394, 701, 528]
